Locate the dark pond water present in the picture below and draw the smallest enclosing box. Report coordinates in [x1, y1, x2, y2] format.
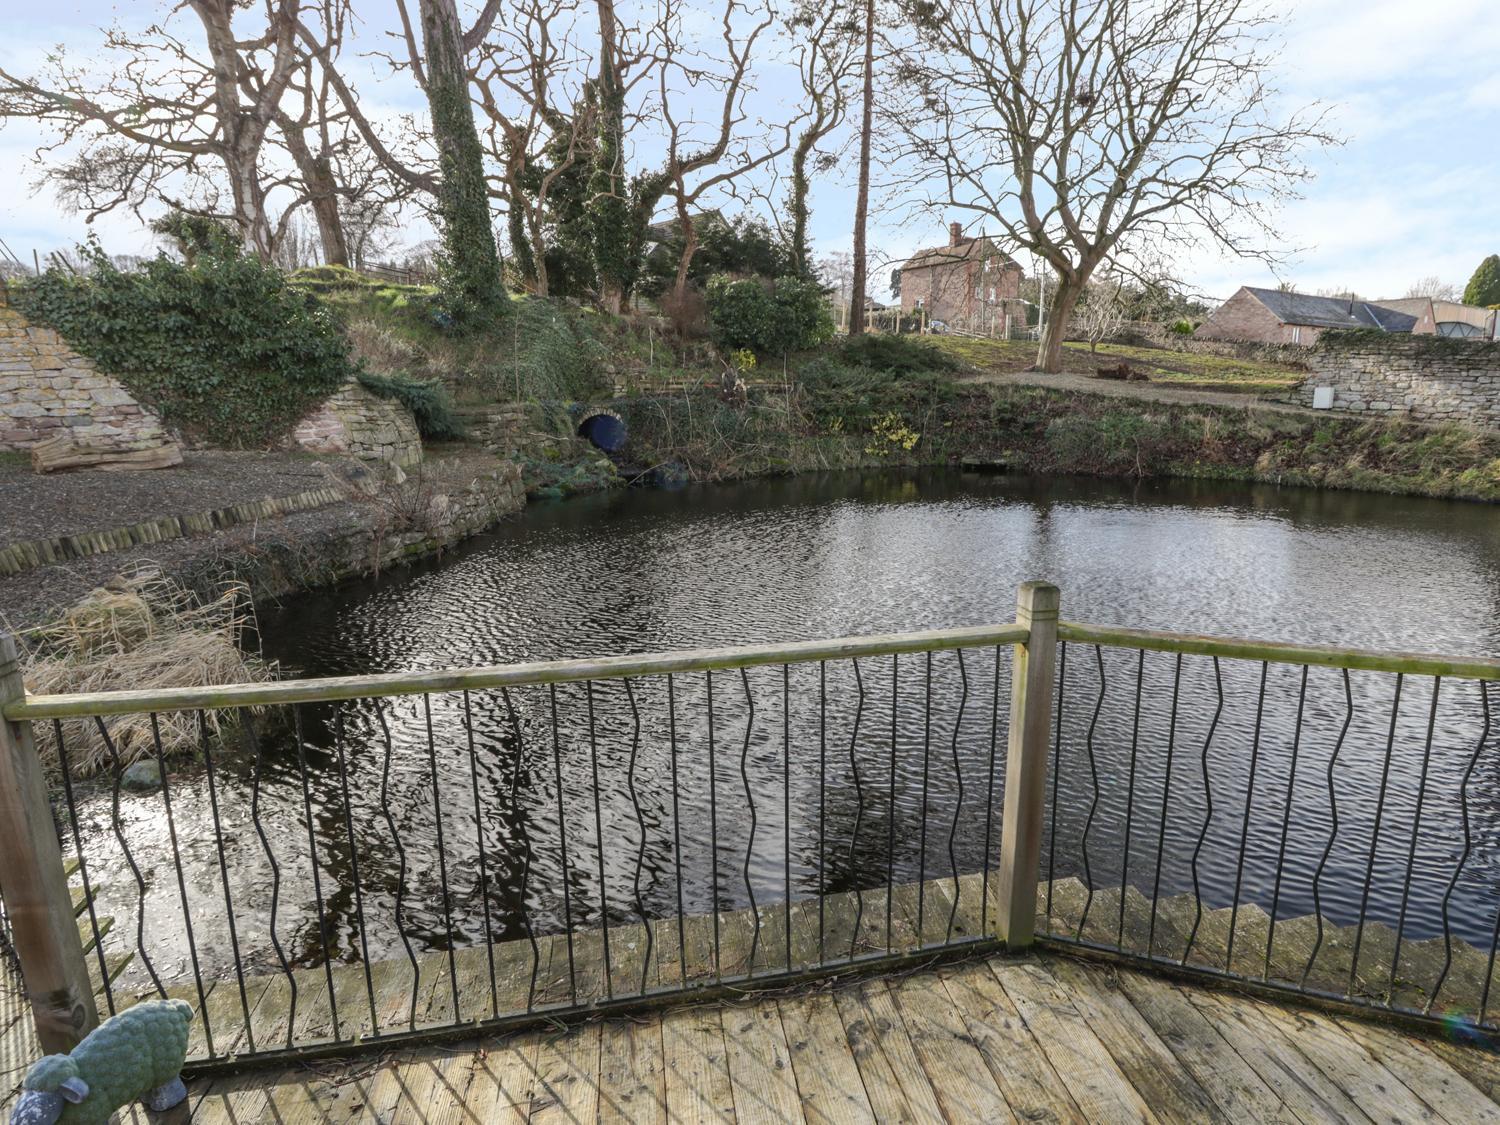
[67, 471, 1500, 991]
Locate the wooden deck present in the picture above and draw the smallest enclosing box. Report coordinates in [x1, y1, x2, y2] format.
[9, 872, 1500, 1122]
[144, 948, 1500, 1122]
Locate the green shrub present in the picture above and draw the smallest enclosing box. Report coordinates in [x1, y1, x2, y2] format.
[16, 235, 355, 446]
[705, 274, 833, 354]
[356, 372, 464, 440]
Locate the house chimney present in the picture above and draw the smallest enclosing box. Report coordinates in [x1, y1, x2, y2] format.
[949, 221, 962, 247]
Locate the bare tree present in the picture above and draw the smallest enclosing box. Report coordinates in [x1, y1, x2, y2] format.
[1404, 276, 1459, 301]
[847, 0, 876, 335]
[785, 2, 861, 276]
[0, 2, 320, 259]
[473, 0, 596, 296]
[890, 0, 1333, 371]
[657, 0, 796, 306]
[1074, 276, 1125, 352]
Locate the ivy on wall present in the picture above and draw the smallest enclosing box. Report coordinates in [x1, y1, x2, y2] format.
[14, 235, 356, 447]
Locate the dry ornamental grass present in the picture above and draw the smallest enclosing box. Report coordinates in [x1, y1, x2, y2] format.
[21, 569, 275, 776]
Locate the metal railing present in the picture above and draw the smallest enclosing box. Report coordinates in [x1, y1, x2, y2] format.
[4, 584, 1500, 1070]
[1039, 622, 1500, 1030]
[0, 615, 1034, 1068]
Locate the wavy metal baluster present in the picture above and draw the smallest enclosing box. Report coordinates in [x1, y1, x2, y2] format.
[707, 671, 721, 979]
[916, 653, 934, 944]
[423, 695, 462, 1021]
[667, 674, 687, 988]
[95, 718, 166, 1000]
[1226, 662, 1269, 972]
[1184, 658, 1224, 965]
[332, 710, 377, 1036]
[373, 702, 419, 1028]
[1303, 669, 1354, 989]
[846, 658, 867, 960]
[819, 662, 828, 964]
[783, 665, 793, 972]
[585, 681, 614, 999]
[1117, 650, 1146, 951]
[739, 670, 761, 976]
[53, 721, 116, 1017]
[499, 689, 541, 1011]
[242, 716, 297, 1046]
[624, 678, 652, 996]
[1391, 678, 1440, 1002]
[1266, 666, 1309, 981]
[548, 684, 577, 1002]
[1077, 646, 1107, 939]
[981, 645, 1003, 936]
[885, 654, 897, 953]
[1045, 642, 1068, 928]
[1349, 673, 1403, 999]
[292, 707, 339, 1045]
[149, 714, 214, 1054]
[1436, 681, 1487, 1016]
[944, 649, 969, 945]
[1146, 655, 1182, 960]
[462, 691, 498, 1018]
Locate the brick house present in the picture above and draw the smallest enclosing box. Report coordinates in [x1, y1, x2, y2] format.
[1196, 286, 1420, 346]
[892, 223, 1024, 331]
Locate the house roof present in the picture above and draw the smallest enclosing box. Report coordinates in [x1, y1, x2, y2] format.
[1376, 297, 1496, 330]
[899, 236, 1018, 273]
[1243, 287, 1418, 332]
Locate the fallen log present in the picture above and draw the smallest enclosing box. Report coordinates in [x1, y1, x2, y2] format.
[30, 435, 184, 474]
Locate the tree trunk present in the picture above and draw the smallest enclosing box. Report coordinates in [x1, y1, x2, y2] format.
[672, 204, 697, 308]
[1037, 274, 1084, 373]
[848, 0, 875, 336]
[282, 128, 349, 267]
[418, 0, 506, 319]
[788, 130, 814, 277]
[226, 149, 274, 262]
[589, 0, 630, 315]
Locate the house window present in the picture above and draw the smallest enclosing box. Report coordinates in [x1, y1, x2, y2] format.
[1291, 325, 1302, 344]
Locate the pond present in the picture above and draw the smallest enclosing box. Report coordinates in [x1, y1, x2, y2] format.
[65, 470, 1500, 990]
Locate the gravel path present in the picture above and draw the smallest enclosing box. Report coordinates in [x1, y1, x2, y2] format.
[960, 367, 1325, 416]
[0, 451, 333, 545]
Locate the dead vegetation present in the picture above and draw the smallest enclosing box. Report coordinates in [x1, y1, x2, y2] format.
[21, 570, 275, 776]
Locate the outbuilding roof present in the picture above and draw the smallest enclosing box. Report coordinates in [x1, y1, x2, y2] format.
[1244, 287, 1418, 332]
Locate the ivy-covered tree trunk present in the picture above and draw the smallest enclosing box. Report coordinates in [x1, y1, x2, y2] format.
[417, 0, 506, 321]
[848, 0, 875, 336]
[589, 0, 631, 314]
[788, 130, 815, 278]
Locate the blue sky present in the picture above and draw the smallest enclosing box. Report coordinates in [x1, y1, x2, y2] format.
[1, 0, 1497, 303]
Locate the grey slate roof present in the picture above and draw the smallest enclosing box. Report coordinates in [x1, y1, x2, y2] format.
[1244, 287, 1418, 332]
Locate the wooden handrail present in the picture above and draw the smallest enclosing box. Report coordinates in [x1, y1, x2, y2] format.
[3, 623, 1031, 720]
[1056, 622, 1500, 681]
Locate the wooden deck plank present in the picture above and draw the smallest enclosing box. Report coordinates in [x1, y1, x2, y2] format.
[722, 997, 805, 1122]
[1042, 957, 1224, 1123]
[778, 991, 876, 1124]
[528, 1019, 603, 1124]
[1112, 969, 1299, 1122]
[830, 978, 947, 1124]
[1334, 1016, 1500, 1125]
[598, 1017, 667, 1125]
[463, 1032, 542, 1124]
[661, 1004, 736, 1123]
[1181, 985, 1375, 1123]
[890, 968, 1019, 1123]
[989, 959, 1154, 1123]
[1249, 999, 1444, 1122]
[938, 958, 1083, 1122]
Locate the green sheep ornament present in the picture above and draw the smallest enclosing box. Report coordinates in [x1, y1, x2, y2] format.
[9, 999, 193, 1125]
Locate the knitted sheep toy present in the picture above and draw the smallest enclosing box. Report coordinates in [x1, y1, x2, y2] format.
[9, 999, 193, 1125]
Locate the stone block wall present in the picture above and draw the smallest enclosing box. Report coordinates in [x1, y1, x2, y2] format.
[1289, 334, 1500, 429]
[292, 380, 423, 465]
[0, 294, 179, 454]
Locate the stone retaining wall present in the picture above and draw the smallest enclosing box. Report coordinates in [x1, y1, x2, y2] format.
[1289, 334, 1500, 429]
[0, 294, 180, 455]
[292, 381, 423, 465]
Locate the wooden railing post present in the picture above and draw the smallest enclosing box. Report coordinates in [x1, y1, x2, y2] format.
[0, 632, 98, 1052]
[995, 581, 1060, 948]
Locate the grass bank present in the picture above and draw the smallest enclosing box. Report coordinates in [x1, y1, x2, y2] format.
[610, 340, 1499, 503]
